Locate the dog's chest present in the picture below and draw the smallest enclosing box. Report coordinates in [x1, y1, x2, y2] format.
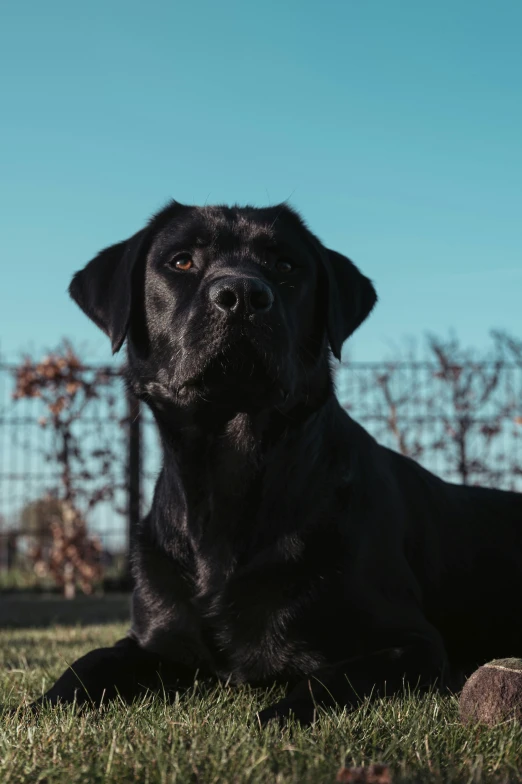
[191, 552, 327, 684]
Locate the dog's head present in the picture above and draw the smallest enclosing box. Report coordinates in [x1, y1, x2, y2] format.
[70, 201, 376, 412]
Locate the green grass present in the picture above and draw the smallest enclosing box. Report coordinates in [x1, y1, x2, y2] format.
[2, 624, 522, 783]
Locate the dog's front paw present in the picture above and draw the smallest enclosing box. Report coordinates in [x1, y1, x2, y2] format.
[257, 696, 317, 727]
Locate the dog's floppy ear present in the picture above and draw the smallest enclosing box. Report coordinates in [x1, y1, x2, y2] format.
[69, 229, 148, 354]
[321, 248, 377, 361]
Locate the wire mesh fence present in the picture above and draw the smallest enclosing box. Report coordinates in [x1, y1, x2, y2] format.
[0, 354, 521, 592]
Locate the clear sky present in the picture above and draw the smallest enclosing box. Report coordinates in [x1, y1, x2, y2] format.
[1, 0, 521, 363]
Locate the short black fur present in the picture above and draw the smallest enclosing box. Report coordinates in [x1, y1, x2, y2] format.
[35, 201, 522, 724]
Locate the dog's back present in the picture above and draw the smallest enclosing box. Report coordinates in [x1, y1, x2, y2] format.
[384, 446, 522, 669]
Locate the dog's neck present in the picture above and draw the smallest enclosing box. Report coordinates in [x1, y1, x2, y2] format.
[148, 382, 341, 554]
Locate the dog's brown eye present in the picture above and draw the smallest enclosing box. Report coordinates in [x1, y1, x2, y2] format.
[276, 259, 294, 274]
[171, 253, 193, 271]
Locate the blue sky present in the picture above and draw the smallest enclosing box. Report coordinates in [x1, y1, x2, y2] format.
[1, 0, 521, 363]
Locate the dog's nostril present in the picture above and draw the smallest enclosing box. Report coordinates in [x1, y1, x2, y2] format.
[249, 286, 273, 312]
[216, 288, 239, 311]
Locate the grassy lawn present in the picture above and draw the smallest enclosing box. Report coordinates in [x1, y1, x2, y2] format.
[2, 623, 522, 783]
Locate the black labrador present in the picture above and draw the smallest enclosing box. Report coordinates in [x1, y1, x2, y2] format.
[36, 201, 522, 723]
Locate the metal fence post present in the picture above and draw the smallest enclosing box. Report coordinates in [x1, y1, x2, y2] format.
[127, 388, 142, 584]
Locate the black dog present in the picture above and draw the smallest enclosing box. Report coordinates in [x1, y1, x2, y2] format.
[37, 201, 522, 723]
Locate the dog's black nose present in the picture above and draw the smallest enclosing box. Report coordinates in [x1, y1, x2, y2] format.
[209, 278, 274, 315]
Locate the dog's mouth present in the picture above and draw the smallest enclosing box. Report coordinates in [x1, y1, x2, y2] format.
[177, 338, 285, 403]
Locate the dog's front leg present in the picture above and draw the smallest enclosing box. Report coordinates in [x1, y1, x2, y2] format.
[258, 633, 449, 726]
[31, 636, 201, 710]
